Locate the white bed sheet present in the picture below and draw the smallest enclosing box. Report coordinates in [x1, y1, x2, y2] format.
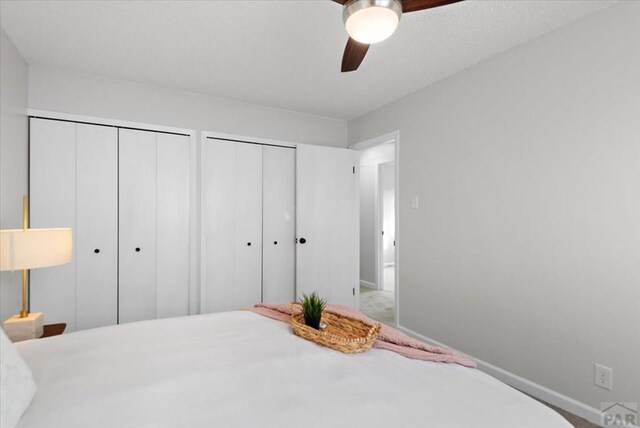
[16, 311, 570, 428]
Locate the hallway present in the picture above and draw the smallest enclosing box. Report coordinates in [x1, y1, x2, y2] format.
[359, 266, 395, 325]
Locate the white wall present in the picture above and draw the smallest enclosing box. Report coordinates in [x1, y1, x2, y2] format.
[28, 66, 347, 148]
[358, 143, 394, 286]
[0, 28, 29, 321]
[349, 1, 640, 417]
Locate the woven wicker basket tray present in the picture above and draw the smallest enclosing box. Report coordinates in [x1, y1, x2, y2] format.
[290, 304, 381, 354]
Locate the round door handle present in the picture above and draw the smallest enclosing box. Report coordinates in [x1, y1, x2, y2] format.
[94, 249, 100, 254]
[247, 242, 252, 246]
[299, 238, 307, 244]
[135, 247, 141, 252]
[273, 241, 278, 245]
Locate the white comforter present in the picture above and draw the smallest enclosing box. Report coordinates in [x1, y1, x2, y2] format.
[16, 311, 570, 428]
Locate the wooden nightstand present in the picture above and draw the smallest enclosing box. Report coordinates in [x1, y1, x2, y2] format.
[41, 323, 66, 338]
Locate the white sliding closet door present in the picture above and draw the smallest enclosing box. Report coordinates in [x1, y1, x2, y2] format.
[262, 146, 296, 303]
[29, 118, 77, 330]
[296, 144, 357, 307]
[118, 129, 157, 323]
[75, 124, 118, 330]
[156, 133, 190, 318]
[202, 139, 262, 313]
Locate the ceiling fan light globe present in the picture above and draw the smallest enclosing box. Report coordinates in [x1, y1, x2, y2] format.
[343, 0, 402, 45]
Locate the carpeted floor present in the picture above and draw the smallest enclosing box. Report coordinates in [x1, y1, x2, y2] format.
[359, 286, 395, 325]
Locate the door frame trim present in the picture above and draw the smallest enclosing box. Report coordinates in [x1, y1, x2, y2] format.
[349, 131, 400, 328]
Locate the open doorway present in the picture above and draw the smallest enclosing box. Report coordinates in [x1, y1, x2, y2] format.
[352, 133, 398, 326]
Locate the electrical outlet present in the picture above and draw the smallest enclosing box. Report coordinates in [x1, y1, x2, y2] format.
[594, 363, 613, 390]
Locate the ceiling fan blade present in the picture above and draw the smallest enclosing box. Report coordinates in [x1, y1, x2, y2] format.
[402, 0, 464, 13]
[331, 0, 348, 4]
[342, 37, 370, 72]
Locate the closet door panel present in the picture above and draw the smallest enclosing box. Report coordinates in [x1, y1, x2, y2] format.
[201, 140, 234, 313]
[202, 140, 262, 313]
[76, 124, 118, 329]
[234, 143, 263, 307]
[156, 133, 190, 318]
[118, 129, 157, 323]
[29, 118, 77, 330]
[262, 146, 295, 303]
[296, 144, 357, 307]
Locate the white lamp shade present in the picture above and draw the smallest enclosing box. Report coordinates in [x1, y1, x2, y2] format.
[0, 228, 72, 271]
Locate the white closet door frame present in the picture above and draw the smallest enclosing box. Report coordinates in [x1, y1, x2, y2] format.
[28, 110, 198, 316]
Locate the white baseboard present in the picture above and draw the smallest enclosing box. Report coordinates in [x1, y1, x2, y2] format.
[396, 324, 615, 427]
[359, 280, 376, 289]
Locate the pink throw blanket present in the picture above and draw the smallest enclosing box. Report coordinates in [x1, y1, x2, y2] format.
[250, 303, 476, 368]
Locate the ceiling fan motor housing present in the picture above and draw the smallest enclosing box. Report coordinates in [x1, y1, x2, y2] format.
[343, 0, 403, 44]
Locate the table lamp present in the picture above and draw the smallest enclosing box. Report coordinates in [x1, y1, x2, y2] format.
[0, 196, 72, 341]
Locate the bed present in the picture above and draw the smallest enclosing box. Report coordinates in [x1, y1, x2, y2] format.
[14, 311, 570, 427]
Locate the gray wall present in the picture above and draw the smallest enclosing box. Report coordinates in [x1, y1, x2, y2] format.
[349, 2, 640, 412]
[28, 66, 347, 148]
[0, 28, 29, 321]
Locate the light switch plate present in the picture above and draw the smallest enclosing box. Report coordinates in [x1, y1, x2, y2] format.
[410, 195, 419, 209]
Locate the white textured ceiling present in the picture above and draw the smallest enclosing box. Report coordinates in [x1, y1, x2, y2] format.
[0, 0, 615, 120]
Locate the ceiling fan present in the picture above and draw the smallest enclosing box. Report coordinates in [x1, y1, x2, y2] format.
[332, 0, 464, 72]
